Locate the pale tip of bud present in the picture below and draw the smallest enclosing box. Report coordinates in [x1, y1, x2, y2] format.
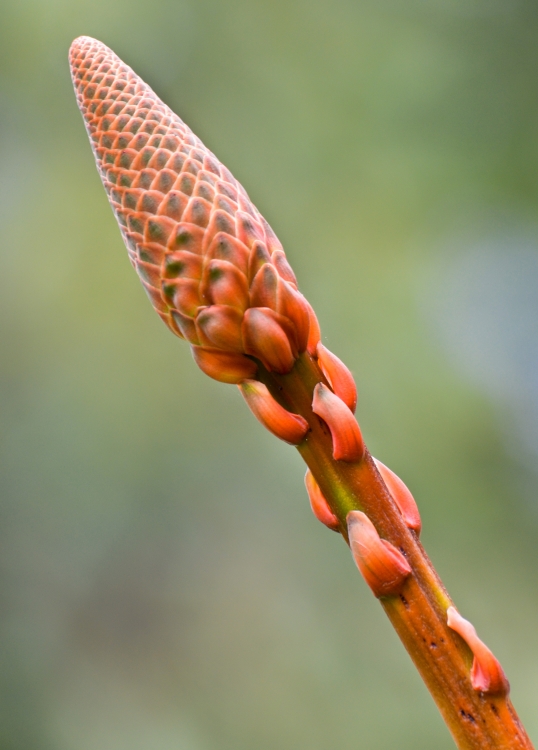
[347, 511, 412, 597]
[304, 470, 340, 531]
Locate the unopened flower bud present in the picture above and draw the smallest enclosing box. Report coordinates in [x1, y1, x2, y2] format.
[347, 511, 412, 597]
[204, 259, 249, 310]
[304, 470, 340, 531]
[446, 606, 510, 696]
[196, 305, 244, 352]
[272, 249, 298, 286]
[239, 380, 309, 444]
[242, 307, 296, 373]
[250, 263, 279, 309]
[191, 346, 257, 384]
[306, 304, 321, 355]
[316, 343, 357, 413]
[373, 458, 421, 535]
[312, 383, 364, 462]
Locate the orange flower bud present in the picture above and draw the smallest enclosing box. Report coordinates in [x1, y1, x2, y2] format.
[250, 263, 278, 310]
[191, 346, 257, 384]
[304, 470, 340, 531]
[446, 607, 510, 696]
[206, 233, 250, 277]
[306, 304, 321, 355]
[316, 343, 357, 413]
[242, 308, 296, 373]
[204, 259, 249, 310]
[196, 305, 244, 352]
[312, 383, 364, 462]
[164, 250, 203, 280]
[347, 511, 412, 597]
[373, 458, 421, 535]
[170, 278, 203, 317]
[248, 241, 272, 282]
[171, 310, 200, 344]
[276, 282, 310, 354]
[272, 249, 298, 286]
[239, 380, 309, 444]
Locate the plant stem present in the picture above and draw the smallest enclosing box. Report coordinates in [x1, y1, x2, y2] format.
[258, 352, 533, 750]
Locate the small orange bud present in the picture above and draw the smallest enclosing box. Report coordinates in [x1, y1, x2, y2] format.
[312, 383, 364, 462]
[276, 282, 310, 354]
[191, 347, 257, 384]
[170, 278, 203, 317]
[272, 249, 298, 286]
[164, 250, 203, 280]
[347, 511, 412, 597]
[306, 303, 321, 355]
[242, 307, 296, 373]
[447, 607, 510, 696]
[204, 259, 249, 310]
[196, 305, 244, 352]
[248, 241, 272, 282]
[304, 470, 340, 531]
[373, 458, 421, 535]
[316, 343, 357, 413]
[239, 380, 309, 444]
[250, 263, 278, 309]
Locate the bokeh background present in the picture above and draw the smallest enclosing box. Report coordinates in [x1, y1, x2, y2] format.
[2, 0, 538, 747]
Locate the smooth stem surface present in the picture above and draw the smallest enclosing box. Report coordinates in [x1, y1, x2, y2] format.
[258, 352, 533, 750]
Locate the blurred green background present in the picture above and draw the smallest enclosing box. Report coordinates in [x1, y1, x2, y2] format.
[2, 0, 538, 747]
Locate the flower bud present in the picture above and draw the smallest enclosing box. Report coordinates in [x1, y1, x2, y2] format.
[306, 304, 321, 355]
[304, 470, 340, 531]
[373, 458, 421, 535]
[446, 607, 509, 696]
[272, 249, 298, 286]
[170, 278, 203, 317]
[250, 263, 278, 310]
[164, 250, 203, 280]
[312, 383, 364, 462]
[239, 380, 309, 444]
[347, 511, 412, 597]
[191, 346, 257, 384]
[196, 305, 244, 352]
[204, 259, 249, 310]
[242, 307, 296, 373]
[316, 343, 357, 413]
[276, 282, 310, 354]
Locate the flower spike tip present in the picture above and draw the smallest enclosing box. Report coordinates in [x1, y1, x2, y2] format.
[347, 511, 412, 597]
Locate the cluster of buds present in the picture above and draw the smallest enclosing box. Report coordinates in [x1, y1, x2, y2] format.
[69, 36, 319, 388]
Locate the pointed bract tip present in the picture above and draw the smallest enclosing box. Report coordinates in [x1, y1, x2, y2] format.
[347, 511, 412, 597]
[447, 606, 509, 696]
[305, 470, 340, 531]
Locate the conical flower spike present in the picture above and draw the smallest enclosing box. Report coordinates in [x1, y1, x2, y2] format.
[316, 343, 357, 413]
[304, 470, 340, 531]
[312, 383, 364, 462]
[373, 458, 421, 535]
[446, 606, 510, 696]
[347, 511, 412, 597]
[239, 380, 309, 445]
[69, 37, 313, 383]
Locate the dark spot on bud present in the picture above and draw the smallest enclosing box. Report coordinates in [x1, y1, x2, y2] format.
[399, 594, 409, 609]
[179, 174, 195, 196]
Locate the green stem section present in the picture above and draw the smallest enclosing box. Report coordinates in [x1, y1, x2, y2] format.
[258, 352, 533, 750]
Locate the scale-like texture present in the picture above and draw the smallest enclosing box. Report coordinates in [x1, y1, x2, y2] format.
[70, 36, 317, 381]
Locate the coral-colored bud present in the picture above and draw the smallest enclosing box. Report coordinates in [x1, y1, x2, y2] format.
[347, 511, 412, 597]
[250, 263, 278, 310]
[170, 278, 202, 317]
[242, 307, 296, 373]
[164, 250, 203, 280]
[304, 470, 340, 531]
[447, 607, 510, 696]
[204, 259, 249, 310]
[248, 241, 272, 282]
[306, 304, 321, 355]
[239, 380, 309, 444]
[316, 343, 357, 413]
[272, 249, 298, 286]
[312, 383, 364, 462]
[373, 458, 421, 535]
[276, 282, 310, 354]
[191, 347, 257, 384]
[196, 305, 244, 352]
